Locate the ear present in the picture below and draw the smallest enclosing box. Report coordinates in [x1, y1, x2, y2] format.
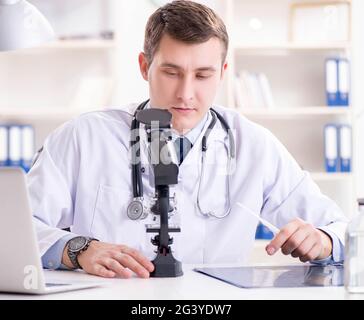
[139, 52, 149, 81]
[220, 61, 228, 80]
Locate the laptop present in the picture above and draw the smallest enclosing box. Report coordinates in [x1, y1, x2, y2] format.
[0, 167, 102, 294]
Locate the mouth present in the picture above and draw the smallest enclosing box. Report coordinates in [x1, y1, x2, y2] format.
[172, 107, 196, 115]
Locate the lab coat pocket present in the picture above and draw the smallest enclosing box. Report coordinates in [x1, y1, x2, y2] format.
[90, 184, 145, 248]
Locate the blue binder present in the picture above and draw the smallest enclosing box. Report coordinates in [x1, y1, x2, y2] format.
[326, 58, 339, 106]
[324, 124, 339, 172]
[0, 125, 9, 167]
[339, 125, 352, 172]
[338, 58, 350, 106]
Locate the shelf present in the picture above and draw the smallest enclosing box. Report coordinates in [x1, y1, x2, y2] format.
[310, 172, 353, 182]
[3, 40, 117, 55]
[43, 39, 116, 50]
[239, 107, 352, 117]
[0, 107, 89, 120]
[234, 42, 351, 55]
[6, 40, 118, 53]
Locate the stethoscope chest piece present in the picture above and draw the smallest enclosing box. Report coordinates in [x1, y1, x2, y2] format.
[127, 198, 148, 220]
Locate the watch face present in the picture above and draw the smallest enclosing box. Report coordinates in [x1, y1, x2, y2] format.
[69, 237, 87, 252]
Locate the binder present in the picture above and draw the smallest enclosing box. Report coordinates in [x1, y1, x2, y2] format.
[324, 124, 338, 172]
[21, 125, 35, 172]
[8, 125, 22, 167]
[248, 72, 266, 108]
[258, 73, 275, 109]
[234, 75, 245, 109]
[0, 125, 9, 167]
[326, 58, 339, 106]
[338, 58, 350, 106]
[339, 125, 352, 172]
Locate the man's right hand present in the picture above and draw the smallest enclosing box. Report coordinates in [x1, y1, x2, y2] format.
[62, 241, 155, 279]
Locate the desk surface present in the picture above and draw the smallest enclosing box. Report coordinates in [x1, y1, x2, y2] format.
[0, 264, 363, 300]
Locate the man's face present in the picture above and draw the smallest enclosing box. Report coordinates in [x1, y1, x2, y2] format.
[139, 34, 227, 134]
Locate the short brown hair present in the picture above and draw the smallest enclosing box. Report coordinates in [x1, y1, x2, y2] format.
[144, 0, 229, 66]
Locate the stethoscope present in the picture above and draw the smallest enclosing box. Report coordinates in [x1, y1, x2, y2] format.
[127, 100, 236, 220]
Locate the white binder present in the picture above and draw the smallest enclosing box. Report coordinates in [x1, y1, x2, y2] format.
[324, 124, 338, 172]
[339, 125, 352, 172]
[21, 125, 35, 172]
[258, 73, 275, 109]
[338, 58, 350, 106]
[326, 58, 339, 106]
[8, 126, 22, 167]
[0, 126, 8, 166]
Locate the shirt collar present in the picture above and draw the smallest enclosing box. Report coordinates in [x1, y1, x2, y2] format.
[175, 113, 209, 145]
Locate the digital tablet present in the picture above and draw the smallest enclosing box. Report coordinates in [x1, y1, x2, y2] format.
[194, 264, 344, 288]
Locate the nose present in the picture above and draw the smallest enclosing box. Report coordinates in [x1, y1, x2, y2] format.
[176, 75, 194, 104]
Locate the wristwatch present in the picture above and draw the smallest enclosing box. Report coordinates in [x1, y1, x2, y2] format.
[67, 236, 98, 269]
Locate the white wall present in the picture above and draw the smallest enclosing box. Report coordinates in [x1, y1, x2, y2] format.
[109, 0, 153, 106]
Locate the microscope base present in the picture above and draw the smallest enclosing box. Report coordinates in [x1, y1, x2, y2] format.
[150, 252, 183, 278]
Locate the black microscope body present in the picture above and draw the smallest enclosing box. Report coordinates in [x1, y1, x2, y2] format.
[136, 108, 183, 278]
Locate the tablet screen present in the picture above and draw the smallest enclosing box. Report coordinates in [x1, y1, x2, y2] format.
[194, 265, 344, 288]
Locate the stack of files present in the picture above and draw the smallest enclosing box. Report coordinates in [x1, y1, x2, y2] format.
[234, 70, 275, 109]
[326, 57, 350, 106]
[324, 124, 352, 173]
[0, 124, 35, 173]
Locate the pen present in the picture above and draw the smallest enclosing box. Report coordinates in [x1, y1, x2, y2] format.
[237, 202, 280, 235]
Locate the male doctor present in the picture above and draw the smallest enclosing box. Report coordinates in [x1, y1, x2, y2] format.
[28, 1, 348, 279]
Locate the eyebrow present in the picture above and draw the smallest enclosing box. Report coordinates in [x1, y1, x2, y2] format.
[160, 63, 217, 72]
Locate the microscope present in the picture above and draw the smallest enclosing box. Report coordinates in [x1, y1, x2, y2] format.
[136, 108, 183, 278]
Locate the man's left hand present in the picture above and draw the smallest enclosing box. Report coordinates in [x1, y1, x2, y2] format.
[265, 218, 333, 262]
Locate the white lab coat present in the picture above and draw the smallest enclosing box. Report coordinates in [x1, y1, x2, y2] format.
[27, 104, 348, 264]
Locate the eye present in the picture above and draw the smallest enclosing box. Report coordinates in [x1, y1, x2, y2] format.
[164, 70, 178, 77]
[196, 74, 211, 80]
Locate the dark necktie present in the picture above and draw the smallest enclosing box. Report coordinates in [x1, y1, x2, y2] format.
[174, 137, 193, 165]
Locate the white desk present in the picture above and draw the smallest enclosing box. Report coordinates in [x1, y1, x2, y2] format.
[0, 264, 363, 300]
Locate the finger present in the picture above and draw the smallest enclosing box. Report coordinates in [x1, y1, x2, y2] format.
[119, 245, 155, 273]
[300, 243, 323, 262]
[266, 219, 302, 255]
[281, 225, 311, 255]
[115, 253, 151, 278]
[94, 264, 116, 278]
[104, 258, 133, 279]
[291, 237, 316, 261]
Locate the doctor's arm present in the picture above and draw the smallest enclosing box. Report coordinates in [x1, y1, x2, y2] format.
[28, 120, 155, 278]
